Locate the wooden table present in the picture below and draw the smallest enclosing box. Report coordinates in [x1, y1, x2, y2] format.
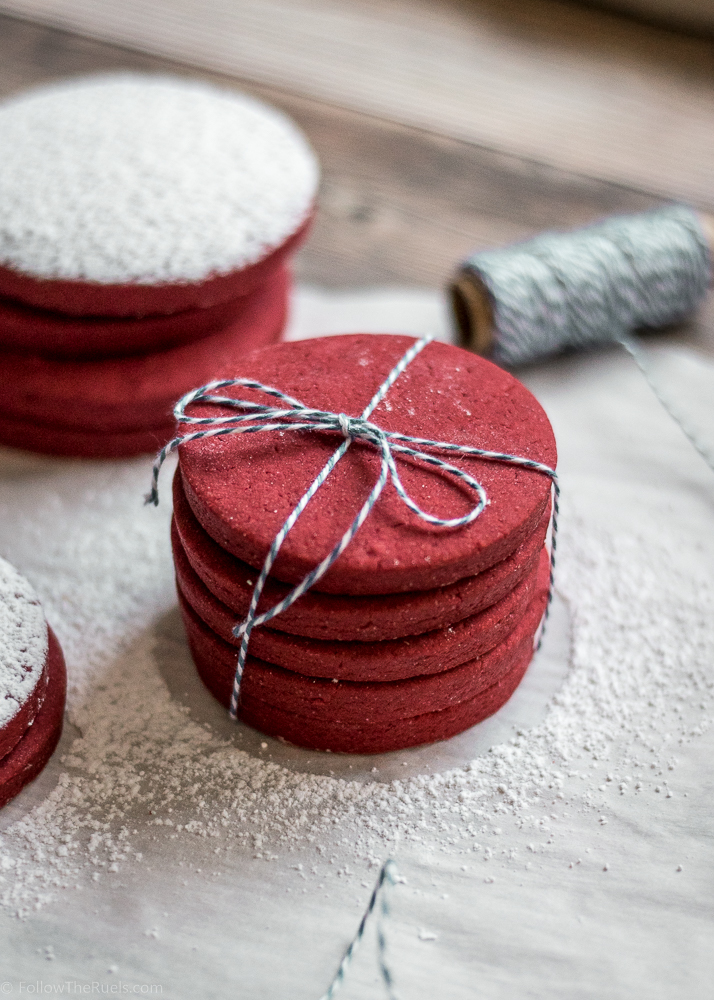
[0, 3, 712, 352]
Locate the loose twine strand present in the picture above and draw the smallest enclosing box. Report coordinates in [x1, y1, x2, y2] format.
[616, 334, 714, 473]
[318, 859, 402, 1000]
[147, 334, 559, 715]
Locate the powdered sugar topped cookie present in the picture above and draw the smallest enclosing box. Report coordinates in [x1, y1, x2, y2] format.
[0, 74, 318, 313]
[0, 555, 48, 738]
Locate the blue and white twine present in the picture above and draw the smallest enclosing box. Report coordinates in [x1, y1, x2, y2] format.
[617, 333, 714, 473]
[318, 859, 402, 1000]
[147, 334, 558, 717]
[461, 204, 714, 475]
[465, 204, 711, 368]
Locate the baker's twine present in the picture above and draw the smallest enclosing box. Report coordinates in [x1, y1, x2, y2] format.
[462, 205, 714, 475]
[318, 859, 402, 1000]
[616, 334, 714, 473]
[465, 204, 711, 367]
[147, 334, 559, 717]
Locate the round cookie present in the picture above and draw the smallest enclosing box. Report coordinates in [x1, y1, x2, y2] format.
[0, 628, 66, 808]
[0, 267, 288, 434]
[238, 650, 532, 754]
[173, 472, 549, 640]
[0, 557, 50, 762]
[181, 578, 547, 753]
[0, 414, 177, 459]
[0, 75, 317, 316]
[0, 283, 285, 359]
[175, 525, 545, 680]
[179, 334, 557, 594]
[180, 552, 549, 722]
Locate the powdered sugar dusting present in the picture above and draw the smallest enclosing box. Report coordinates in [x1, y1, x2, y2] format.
[0, 453, 711, 917]
[0, 74, 319, 284]
[0, 555, 47, 729]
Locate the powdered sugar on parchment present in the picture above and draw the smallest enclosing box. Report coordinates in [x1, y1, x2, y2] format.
[0, 458, 711, 917]
[0, 74, 319, 284]
[0, 555, 47, 730]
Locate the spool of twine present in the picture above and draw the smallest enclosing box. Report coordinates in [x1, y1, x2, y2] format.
[450, 205, 713, 367]
[450, 204, 714, 472]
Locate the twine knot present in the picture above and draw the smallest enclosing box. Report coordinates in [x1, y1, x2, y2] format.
[337, 412, 379, 444]
[147, 334, 558, 718]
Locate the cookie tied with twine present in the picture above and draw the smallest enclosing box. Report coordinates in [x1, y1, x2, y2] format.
[171, 473, 550, 642]
[150, 334, 557, 751]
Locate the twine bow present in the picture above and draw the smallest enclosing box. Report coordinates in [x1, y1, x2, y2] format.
[148, 335, 558, 718]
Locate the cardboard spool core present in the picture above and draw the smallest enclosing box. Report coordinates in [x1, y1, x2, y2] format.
[449, 212, 714, 358]
[449, 271, 494, 357]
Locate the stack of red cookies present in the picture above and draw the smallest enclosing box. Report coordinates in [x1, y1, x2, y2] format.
[172, 334, 557, 754]
[0, 556, 66, 807]
[0, 74, 318, 458]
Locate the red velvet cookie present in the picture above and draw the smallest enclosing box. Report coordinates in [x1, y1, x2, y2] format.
[0, 557, 51, 762]
[0, 76, 317, 316]
[175, 524, 544, 680]
[0, 218, 310, 319]
[0, 267, 288, 436]
[179, 334, 556, 595]
[172, 472, 549, 641]
[0, 414, 177, 459]
[180, 570, 546, 722]
[180, 561, 548, 752]
[0, 627, 66, 808]
[0, 282, 285, 360]
[238, 650, 531, 754]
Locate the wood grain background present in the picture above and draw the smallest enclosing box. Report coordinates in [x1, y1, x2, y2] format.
[0, 2, 712, 351]
[2, 0, 714, 202]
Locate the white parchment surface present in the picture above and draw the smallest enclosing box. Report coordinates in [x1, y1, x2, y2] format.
[0, 288, 712, 1000]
